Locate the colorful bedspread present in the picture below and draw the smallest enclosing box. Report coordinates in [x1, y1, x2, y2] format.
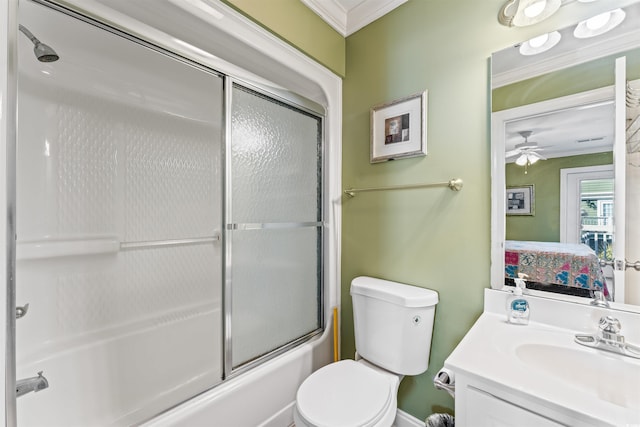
[505, 240, 608, 296]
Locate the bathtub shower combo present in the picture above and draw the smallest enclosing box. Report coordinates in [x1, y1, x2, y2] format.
[6, 0, 341, 425]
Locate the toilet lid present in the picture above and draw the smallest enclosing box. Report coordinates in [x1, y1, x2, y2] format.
[296, 360, 394, 427]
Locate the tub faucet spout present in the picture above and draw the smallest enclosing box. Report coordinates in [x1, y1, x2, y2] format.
[16, 371, 49, 398]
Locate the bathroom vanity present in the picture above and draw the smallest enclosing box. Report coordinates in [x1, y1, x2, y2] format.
[445, 289, 640, 427]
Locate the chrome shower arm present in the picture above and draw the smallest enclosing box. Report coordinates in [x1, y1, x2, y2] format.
[18, 24, 40, 45]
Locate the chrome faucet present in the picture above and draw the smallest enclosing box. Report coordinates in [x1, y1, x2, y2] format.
[575, 316, 640, 359]
[16, 371, 49, 398]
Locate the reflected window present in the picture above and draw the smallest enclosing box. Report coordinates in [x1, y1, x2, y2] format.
[580, 178, 614, 260]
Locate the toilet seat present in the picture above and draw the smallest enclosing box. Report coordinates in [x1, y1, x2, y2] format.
[295, 360, 396, 427]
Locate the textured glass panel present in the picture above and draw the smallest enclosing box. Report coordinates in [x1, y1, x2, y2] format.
[231, 85, 321, 223]
[231, 227, 320, 367]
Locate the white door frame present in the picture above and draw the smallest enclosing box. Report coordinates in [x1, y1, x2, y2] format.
[491, 86, 614, 289]
[560, 164, 614, 244]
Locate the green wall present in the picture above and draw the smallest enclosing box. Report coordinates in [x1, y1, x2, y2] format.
[221, 0, 637, 422]
[506, 152, 613, 241]
[222, 0, 345, 76]
[493, 47, 640, 112]
[342, 0, 523, 420]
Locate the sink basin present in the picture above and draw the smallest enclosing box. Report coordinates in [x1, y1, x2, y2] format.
[446, 290, 640, 426]
[516, 343, 640, 409]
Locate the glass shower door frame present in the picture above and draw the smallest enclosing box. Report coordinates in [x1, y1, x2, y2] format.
[5, 0, 335, 422]
[223, 78, 326, 378]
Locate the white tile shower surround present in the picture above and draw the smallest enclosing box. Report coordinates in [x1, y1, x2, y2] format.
[16, 1, 224, 424]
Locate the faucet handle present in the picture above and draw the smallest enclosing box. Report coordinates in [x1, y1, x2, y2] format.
[599, 316, 621, 334]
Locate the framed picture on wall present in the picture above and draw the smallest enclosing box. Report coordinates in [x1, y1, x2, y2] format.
[370, 90, 427, 163]
[506, 185, 534, 216]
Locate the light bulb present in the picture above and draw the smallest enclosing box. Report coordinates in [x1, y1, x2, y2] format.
[528, 155, 539, 164]
[528, 33, 549, 48]
[524, 0, 547, 18]
[586, 11, 611, 30]
[519, 31, 561, 56]
[511, 0, 560, 27]
[574, 9, 625, 39]
[516, 154, 528, 166]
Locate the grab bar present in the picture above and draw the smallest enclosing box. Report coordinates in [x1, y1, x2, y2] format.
[120, 236, 219, 250]
[17, 235, 221, 260]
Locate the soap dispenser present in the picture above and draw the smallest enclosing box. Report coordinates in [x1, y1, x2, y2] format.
[507, 279, 530, 325]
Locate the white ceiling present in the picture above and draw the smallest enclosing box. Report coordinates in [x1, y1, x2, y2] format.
[505, 101, 615, 162]
[300, 0, 407, 37]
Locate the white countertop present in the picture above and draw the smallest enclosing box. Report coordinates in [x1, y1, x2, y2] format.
[444, 289, 640, 426]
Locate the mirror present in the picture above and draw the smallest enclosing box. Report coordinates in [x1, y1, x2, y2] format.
[491, 1, 640, 308]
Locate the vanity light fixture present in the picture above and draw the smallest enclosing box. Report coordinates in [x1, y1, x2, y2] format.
[498, 0, 561, 27]
[519, 31, 561, 56]
[574, 9, 626, 39]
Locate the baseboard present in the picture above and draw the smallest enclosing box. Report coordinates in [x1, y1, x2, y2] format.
[394, 409, 424, 427]
[286, 406, 424, 427]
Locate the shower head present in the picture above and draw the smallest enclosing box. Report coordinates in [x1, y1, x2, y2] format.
[19, 24, 59, 63]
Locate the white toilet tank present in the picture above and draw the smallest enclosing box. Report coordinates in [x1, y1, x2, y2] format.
[350, 276, 438, 376]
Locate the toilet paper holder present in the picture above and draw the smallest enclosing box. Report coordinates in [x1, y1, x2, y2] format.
[433, 368, 455, 397]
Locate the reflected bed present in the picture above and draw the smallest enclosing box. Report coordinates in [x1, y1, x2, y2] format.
[505, 240, 610, 299]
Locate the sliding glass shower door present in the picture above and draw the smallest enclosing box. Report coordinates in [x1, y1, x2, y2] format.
[14, 2, 324, 425]
[228, 84, 323, 370]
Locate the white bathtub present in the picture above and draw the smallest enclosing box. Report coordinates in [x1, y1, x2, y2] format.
[144, 323, 333, 427]
[17, 301, 220, 425]
[17, 300, 332, 426]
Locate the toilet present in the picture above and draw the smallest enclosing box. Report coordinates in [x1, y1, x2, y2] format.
[294, 276, 439, 427]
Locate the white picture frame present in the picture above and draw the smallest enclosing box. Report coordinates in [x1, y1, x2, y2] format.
[370, 90, 427, 163]
[506, 185, 535, 216]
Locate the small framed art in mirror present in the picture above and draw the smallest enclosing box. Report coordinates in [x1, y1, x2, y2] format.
[506, 185, 534, 216]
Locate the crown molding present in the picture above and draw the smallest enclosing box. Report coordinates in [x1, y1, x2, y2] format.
[347, 0, 407, 36]
[300, 0, 347, 36]
[301, 0, 407, 37]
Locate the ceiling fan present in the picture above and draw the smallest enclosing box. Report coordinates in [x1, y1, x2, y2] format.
[506, 130, 547, 168]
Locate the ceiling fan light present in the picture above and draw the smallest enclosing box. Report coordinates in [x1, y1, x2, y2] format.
[515, 154, 528, 166]
[528, 154, 540, 164]
[574, 8, 625, 39]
